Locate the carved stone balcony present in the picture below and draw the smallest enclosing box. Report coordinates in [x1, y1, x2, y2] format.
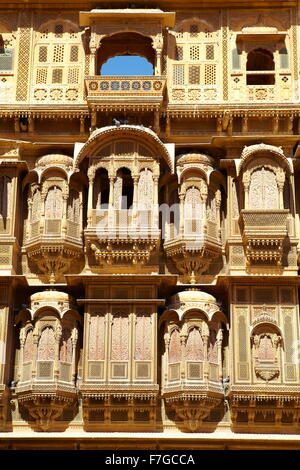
[239, 209, 289, 266]
[24, 219, 83, 282]
[85, 76, 166, 110]
[85, 208, 160, 267]
[164, 221, 222, 282]
[229, 386, 300, 433]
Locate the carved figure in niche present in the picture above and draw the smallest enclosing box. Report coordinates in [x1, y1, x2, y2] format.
[59, 328, 72, 363]
[0, 175, 11, 222]
[37, 327, 55, 361]
[88, 314, 105, 361]
[67, 189, 80, 222]
[186, 327, 204, 361]
[138, 169, 153, 210]
[169, 329, 181, 363]
[252, 326, 282, 381]
[184, 186, 203, 234]
[248, 167, 279, 209]
[45, 186, 63, 219]
[24, 329, 33, 362]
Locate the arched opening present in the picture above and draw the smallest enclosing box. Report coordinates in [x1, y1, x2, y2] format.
[115, 167, 133, 210]
[93, 168, 109, 209]
[246, 48, 275, 85]
[101, 55, 153, 76]
[97, 32, 155, 75]
[184, 186, 203, 234]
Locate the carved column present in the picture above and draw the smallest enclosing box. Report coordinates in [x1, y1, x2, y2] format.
[272, 116, 279, 135]
[180, 332, 187, 381]
[80, 117, 85, 136]
[54, 323, 62, 380]
[154, 110, 160, 134]
[18, 328, 26, 381]
[163, 332, 170, 388]
[31, 328, 39, 379]
[243, 173, 250, 209]
[87, 175, 94, 227]
[26, 199, 32, 240]
[179, 192, 184, 235]
[132, 176, 139, 227]
[276, 171, 285, 210]
[242, 116, 248, 133]
[166, 116, 171, 138]
[14, 117, 19, 133]
[202, 323, 209, 381]
[200, 183, 208, 234]
[215, 189, 222, 241]
[71, 327, 78, 383]
[217, 328, 223, 381]
[61, 187, 68, 236]
[153, 177, 159, 229]
[108, 176, 115, 229]
[91, 110, 97, 131]
[39, 190, 46, 235]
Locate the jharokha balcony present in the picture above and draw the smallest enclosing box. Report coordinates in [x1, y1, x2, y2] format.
[239, 209, 289, 266]
[85, 76, 166, 110]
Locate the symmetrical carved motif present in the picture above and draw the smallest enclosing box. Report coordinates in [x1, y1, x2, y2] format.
[15, 291, 81, 431]
[164, 153, 222, 282]
[160, 289, 227, 431]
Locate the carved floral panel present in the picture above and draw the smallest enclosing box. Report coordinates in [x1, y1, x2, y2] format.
[135, 313, 151, 360]
[45, 186, 63, 219]
[88, 314, 105, 361]
[37, 327, 55, 361]
[169, 329, 181, 363]
[24, 329, 33, 362]
[111, 314, 129, 361]
[186, 327, 204, 361]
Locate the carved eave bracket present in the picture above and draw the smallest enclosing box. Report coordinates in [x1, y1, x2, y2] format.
[26, 245, 82, 283]
[164, 393, 223, 432]
[164, 238, 222, 282]
[89, 237, 160, 266]
[17, 394, 76, 432]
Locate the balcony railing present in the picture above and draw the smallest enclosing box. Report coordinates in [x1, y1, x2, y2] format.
[239, 209, 289, 265]
[85, 76, 166, 108]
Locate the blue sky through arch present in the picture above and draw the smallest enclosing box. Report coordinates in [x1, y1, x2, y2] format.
[100, 55, 154, 76]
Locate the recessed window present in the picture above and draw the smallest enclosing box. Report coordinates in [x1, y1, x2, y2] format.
[246, 48, 275, 85]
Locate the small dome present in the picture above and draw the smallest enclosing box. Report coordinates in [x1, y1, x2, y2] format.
[170, 288, 217, 305]
[36, 154, 73, 170]
[30, 290, 72, 303]
[176, 153, 215, 167]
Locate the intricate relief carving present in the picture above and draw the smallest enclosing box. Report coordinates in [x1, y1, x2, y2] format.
[38, 327, 55, 361]
[67, 189, 80, 222]
[249, 167, 279, 210]
[59, 329, 72, 363]
[138, 169, 153, 210]
[135, 314, 151, 361]
[45, 186, 63, 219]
[24, 329, 34, 362]
[88, 314, 105, 361]
[169, 329, 181, 363]
[186, 328, 203, 361]
[111, 314, 129, 361]
[0, 175, 12, 220]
